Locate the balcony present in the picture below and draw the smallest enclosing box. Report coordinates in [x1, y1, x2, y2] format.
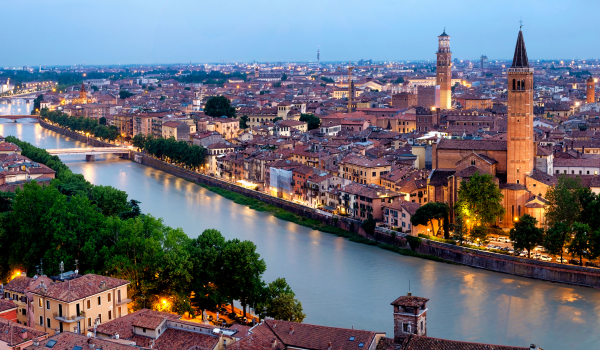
[53, 311, 85, 323]
[116, 298, 132, 305]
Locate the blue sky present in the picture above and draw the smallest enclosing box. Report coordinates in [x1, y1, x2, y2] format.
[2, 0, 597, 66]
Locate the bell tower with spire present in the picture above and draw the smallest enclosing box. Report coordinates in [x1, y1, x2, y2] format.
[436, 29, 452, 110]
[507, 27, 534, 185]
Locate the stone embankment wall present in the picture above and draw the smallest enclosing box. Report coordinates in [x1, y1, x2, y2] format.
[39, 121, 600, 288]
[39, 120, 114, 147]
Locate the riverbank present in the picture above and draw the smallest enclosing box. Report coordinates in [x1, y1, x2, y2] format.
[38, 120, 600, 288]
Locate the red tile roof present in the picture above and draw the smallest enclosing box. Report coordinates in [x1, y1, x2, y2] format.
[32, 274, 129, 303]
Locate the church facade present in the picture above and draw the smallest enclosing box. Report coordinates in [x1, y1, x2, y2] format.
[428, 29, 548, 229]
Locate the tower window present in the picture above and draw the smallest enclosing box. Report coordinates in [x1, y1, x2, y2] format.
[513, 79, 516, 90]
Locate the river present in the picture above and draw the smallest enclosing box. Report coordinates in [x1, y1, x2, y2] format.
[1, 101, 597, 349]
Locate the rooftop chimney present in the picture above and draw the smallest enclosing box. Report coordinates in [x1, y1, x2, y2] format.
[328, 342, 333, 350]
[289, 326, 294, 335]
[271, 338, 278, 349]
[21, 330, 28, 340]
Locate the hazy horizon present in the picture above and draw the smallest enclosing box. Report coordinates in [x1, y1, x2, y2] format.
[3, 0, 599, 66]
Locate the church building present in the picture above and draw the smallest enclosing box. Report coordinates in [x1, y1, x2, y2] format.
[428, 29, 548, 229]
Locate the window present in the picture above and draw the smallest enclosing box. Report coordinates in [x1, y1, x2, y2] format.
[46, 317, 51, 328]
[87, 300, 91, 309]
[403, 323, 409, 333]
[98, 314, 102, 323]
[22, 309, 26, 316]
[421, 321, 423, 331]
[108, 310, 112, 320]
[143, 328, 146, 333]
[358, 343, 364, 348]
[39, 316, 43, 326]
[98, 296, 101, 306]
[470, 160, 475, 166]
[38, 298, 42, 308]
[372, 172, 376, 177]
[88, 318, 92, 327]
[46, 340, 57, 348]
[46, 301, 50, 310]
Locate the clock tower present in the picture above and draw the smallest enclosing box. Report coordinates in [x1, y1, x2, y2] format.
[436, 29, 452, 110]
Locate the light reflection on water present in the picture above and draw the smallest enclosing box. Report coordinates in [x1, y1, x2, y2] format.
[2, 121, 600, 349]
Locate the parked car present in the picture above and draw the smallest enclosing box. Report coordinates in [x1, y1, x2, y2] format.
[519, 251, 528, 257]
[540, 255, 552, 262]
[555, 257, 568, 264]
[508, 249, 514, 254]
[585, 261, 598, 268]
[569, 259, 582, 266]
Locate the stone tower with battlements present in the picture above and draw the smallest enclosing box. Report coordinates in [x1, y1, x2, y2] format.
[436, 29, 452, 110]
[507, 29, 534, 185]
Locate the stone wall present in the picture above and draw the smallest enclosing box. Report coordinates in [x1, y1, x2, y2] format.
[39, 120, 115, 148]
[39, 121, 600, 289]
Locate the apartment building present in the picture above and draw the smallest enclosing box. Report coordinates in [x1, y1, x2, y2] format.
[30, 274, 130, 336]
[339, 156, 391, 186]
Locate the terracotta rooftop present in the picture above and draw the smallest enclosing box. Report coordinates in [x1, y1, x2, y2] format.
[4, 276, 33, 293]
[24, 332, 133, 350]
[31, 274, 129, 303]
[0, 318, 47, 347]
[265, 319, 383, 350]
[398, 334, 529, 350]
[391, 295, 429, 308]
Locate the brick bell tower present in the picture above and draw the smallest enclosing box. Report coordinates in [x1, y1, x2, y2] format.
[507, 28, 534, 185]
[436, 29, 452, 110]
[587, 76, 595, 104]
[392, 291, 429, 342]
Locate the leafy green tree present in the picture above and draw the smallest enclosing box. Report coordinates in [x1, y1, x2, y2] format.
[119, 90, 134, 99]
[568, 222, 590, 265]
[361, 217, 376, 236]
[450, 215, 465, 245]
[188, 229, 228, 310]
[544, 222, 569, 261]
[91, 85, 99, 92]
[394, 77, 404, 84]
[89, 185, 130, 217]
[204, 96, 236, 118]
[221, 239, 267, 317]
[455, 172, 505, 227]
[509, 214, 543, 258]
[160, 96, 166, 101]
[32, 94, 44, 113]
[99, 117, 107, 125]
[132, 134, 146, 151]
[273, 82, 282, 88]
[545, 176, 583, 228]
[470, 225, 488, 243]
[281, 73, 288, 81]
[299, 113, 321, 130]
[588, 229, 600, 262]
[410, 202, 448, 236]
[184, 87, 191, 91]
[576, 188, 600, 232]
[269, 293, 305, 322]
[239, 115, 249, 129]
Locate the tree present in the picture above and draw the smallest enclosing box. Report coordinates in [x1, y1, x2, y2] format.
[545, 176, 583, 228]
[361, 217, 376, 236]
[184, 87, 191, 91]
[455, 172, 505, 227]
[204, 96, 236, 118]
[132, 134, 146, 151]
[261, 278, 304, 322]
[544, 222, 569, 261]
[281, 73, 288, 81]
[568, 222, 590, 265]
[119, 90, 134, 99]
[221, 239, 267, 317]
[160, 96, 166, 101]
[32, 94, 43, 113]
[239, 115, 249, 129]
[410, 202, 448, 236]
[269, 293, 305, 322]
[394, 77, 404, 84]
[509, 214, 543, 258]
[273, 82, 282, 88]
[99, 117, 106, 125]
[188, 229, 228, 310]
[91, 85, 99, 92]
[451, 215, 465, 245]
[299, 113, 321, 130]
